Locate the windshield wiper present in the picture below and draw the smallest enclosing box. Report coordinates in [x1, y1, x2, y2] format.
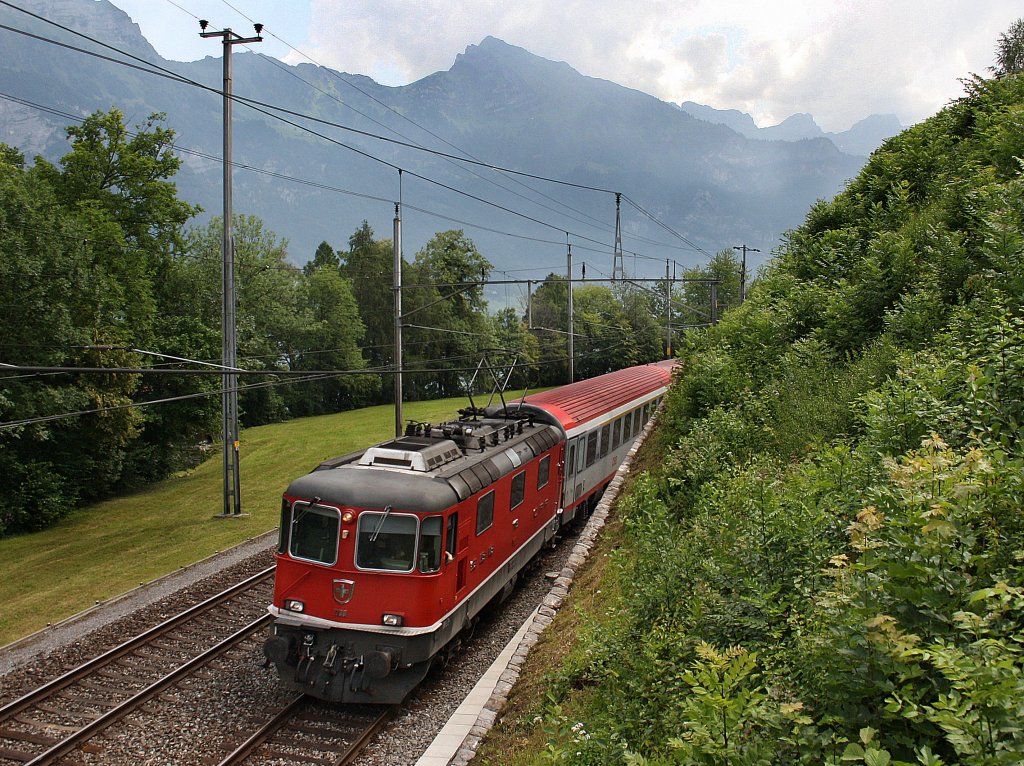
[369, 505, 393, 542]
[292, 496, 321, 525]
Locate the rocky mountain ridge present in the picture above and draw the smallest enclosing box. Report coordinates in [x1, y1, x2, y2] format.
[0, 1, 886, 274]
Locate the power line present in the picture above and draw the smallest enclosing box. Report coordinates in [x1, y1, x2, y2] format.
[0, 2, 711, 260]
[0, 4, 610, 193]
[207, 0, 632, 235]
[0, 337, 631, 432]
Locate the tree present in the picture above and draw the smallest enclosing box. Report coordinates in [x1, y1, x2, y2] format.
[38, 109, 198, 347]
[678, 250, 743, 329]
[490, 308, 540, 391]
[0, 110, 210, 528]
[185, 215, 375, 422]
[530, 275, 570, 386]
[572, 285, 642, 378]
[285, 267, 377, 415]
[185, 215, 300, 424]
[30, 110, 211, 487]
[404, 231, 494, 399]
[304, 240, 339, 275]
[618, 284, 664, 363]
[341, 221, 395, 377]
[0, 146, 147, 531]
[0, 144, 24, 169]
[993, 18, 1024, 76]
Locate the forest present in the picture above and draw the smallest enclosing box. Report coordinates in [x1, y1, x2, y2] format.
[0, 111, 735, 536]
[515, 29, 1024, 766]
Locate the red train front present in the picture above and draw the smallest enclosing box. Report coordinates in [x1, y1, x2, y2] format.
[263, 408, 563, 703]
[262, 362, 674, 703]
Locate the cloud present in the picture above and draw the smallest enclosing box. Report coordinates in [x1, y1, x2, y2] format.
[294, 0, 1019, 131]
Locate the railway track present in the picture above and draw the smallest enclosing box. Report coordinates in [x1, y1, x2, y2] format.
[0, 538, 575, 765]
[216, 695, 396, 766]
[0, 567, 275, 765]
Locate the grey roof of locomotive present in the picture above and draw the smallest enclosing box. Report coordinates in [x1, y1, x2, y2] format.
[283, 416, 562, 514]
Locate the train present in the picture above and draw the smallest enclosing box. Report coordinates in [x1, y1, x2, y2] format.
[262, 361, 676, 703]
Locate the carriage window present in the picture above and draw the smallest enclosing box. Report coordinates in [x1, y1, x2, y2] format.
[537, 455, 551, 489]
[419, 516, 443, 573]
[586, 430, 598, 467]
[625, 410, 635, 439]
[289, 502, 340, 565]
[599, 424, 610, 457]
[612, 418, 622, 449]
[476, 491, 495, 534]
[565, 443, 576, 478]
[355, 512, 417, 571]
[510, 472, 526, 510]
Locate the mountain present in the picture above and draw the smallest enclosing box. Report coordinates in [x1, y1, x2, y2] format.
[679, 101, 903, 157]
[0, 1, 872, 277]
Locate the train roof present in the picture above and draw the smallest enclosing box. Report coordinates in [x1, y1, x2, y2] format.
[284, 416, 561, 513]
[510, 360, 676, 431]
[283, 362, 676, 512]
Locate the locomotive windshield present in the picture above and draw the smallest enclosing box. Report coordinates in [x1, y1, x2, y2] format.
[289, 502, 340, 565]
[356, 512, 417, 571]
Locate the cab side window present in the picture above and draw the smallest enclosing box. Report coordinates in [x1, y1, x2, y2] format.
[510, 472, 526, 510]
[476, 491, 495, 534]
[537, 455, 551, 489]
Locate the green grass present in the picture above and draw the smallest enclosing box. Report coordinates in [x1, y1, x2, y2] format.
[0, 394, 532, 645]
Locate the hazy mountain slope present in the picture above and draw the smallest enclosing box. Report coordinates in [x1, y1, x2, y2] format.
[679, 101, 903, 156]
[0, 0, 868, 274]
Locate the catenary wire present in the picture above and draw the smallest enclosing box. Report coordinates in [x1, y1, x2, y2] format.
[0, 2, 709, 257]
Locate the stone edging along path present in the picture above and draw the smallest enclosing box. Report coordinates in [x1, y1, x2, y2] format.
[448, 407, 662, 765]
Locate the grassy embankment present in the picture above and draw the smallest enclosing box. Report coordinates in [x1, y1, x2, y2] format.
[0, 394, 528, 645]
[477, 68, 1024, 764]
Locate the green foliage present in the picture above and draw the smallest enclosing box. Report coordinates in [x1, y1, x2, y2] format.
[0, 110, 197, 531]
[491, 307, 540, 389]
[342, 220, 395, 376]
[678, 249, 742, 318]
[305, 240, 340, 274]
[572, 285, 646, 377]
[804, 437, 1024, 761]
[530, 274, 571, 384]
[183, 215, 376, 423]
[530, 47, 1024, 766]
[992, 18, 1024, 77]
[659, 643, 809, 766]
[404, 230, 495, 399]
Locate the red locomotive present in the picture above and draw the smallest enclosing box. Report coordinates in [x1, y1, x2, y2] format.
[262, 361, 675, 703]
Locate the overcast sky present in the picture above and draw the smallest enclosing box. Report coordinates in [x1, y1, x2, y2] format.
[106, 0, 1019, 133]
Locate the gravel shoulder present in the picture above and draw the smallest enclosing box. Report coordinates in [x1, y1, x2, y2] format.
[0, 530, 277, 685]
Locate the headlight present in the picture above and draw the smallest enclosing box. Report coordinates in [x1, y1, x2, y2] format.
[284, 599, 305, 613]
[382, 613, 404, 627]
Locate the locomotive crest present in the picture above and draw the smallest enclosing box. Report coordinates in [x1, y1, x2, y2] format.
[333, 579, 355, 604]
